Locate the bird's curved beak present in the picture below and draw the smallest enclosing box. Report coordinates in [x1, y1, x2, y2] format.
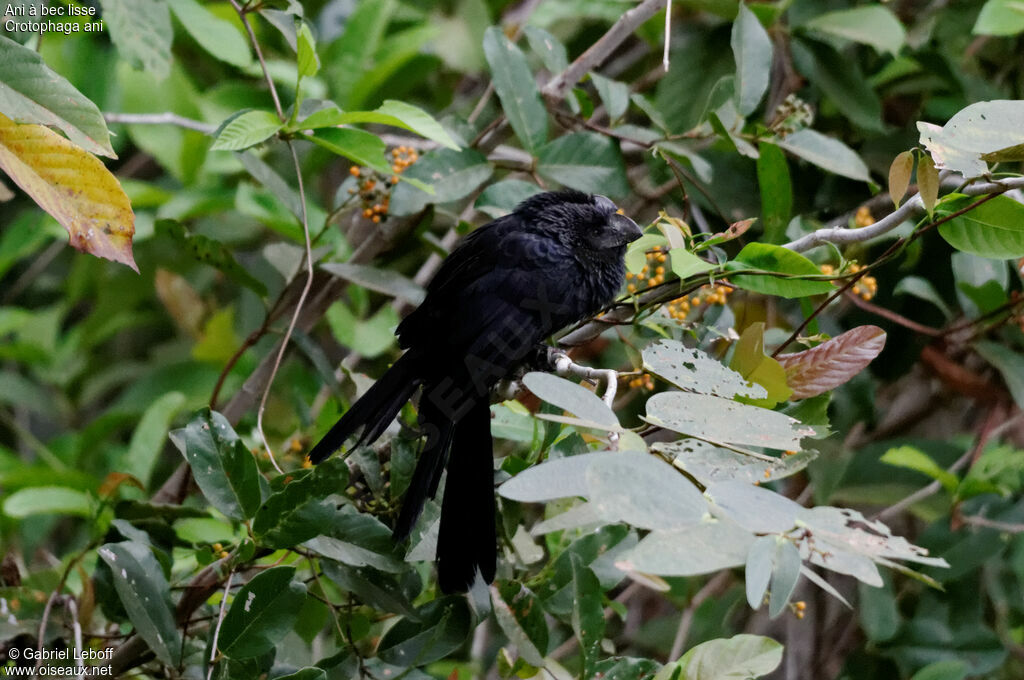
[609, 212, 643, 245]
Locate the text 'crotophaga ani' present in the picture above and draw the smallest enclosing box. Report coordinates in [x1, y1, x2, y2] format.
[309, 190, 642, 592]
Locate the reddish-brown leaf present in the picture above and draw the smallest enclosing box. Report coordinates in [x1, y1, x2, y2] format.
[777, 326, 887, 399]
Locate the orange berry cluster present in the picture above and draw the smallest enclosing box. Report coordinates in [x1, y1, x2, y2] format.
[820, 263, 878, 301]
[626, 372, 655, 390]
[346, 146, 419, 224]
[791, 600, 807, 619]
[664, 285, 732, 320]
[854, 205, 875, 227]
[625, 248, 669, 293]
[211, 542, 230, 561]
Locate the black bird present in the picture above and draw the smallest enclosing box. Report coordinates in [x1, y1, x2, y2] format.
[309, 190, 642, 592]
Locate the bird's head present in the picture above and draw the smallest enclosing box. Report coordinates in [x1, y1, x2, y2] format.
[515, 190, 643, 253]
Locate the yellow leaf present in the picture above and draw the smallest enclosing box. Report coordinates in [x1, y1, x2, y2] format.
[917, 153, 939, 217]
[887, 150, 913, 208]
[193, 307, 239, 363]
[0, 113, 136, 271]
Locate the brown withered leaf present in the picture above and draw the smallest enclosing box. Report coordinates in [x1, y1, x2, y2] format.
[0, 113, 136, 270]
[777, 326, 887, 399]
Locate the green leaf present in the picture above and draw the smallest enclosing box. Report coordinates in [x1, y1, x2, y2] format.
[745, 535, 774, 608]
[219, 566, 307, 659]
[591, 73, 630, 122]
[668, 248, 714, 279]
[296, 23, 321, 78]
[97, 542, 181, 666]
[729, 322, 793, 406]
[0, 35, 114, 156]
[169, 0, 251, 68]
[938, 195, 1024, 258]
[881, 446, 959, 493]
[973, 0, 1024, 36]
[299, 100, 459, 150]
[790, 38, 883, 133]
[320, 261, 426, 305]
[253, 462, 348, 548]
[802, 6, 907, 55]
[646, 392, 815, 450]
[974, 341, 1024, 410]
[389, 147, 491, 215]
[3, 486, 94, 518]
[757, 142, 792, 243]
[523, 25, 568, 75]
[643, 339, 767, 399]
[917, 100, 1024, 178]
[571, 556, 604, 680]
[122, 391, 186, 488]
[910, 660, 970, 680]
[728, 242, 836, 298]
[154, 219, 269, 296]
[99, 0, 172, 80]
[667, 634, 783, 680]
[731, 3, 773, 116]
[474, 179, 541, 218]
[492, 582, 548, 666]
[210, 110, 283, 151]
[776, 128, 872, 183]
[303, 504, 404, 572]
[537, 131, 629, 196]
[483, 26, 548, 153]
[169, 409, 262, 520]
[377, 597, 472, 666]
[893, 276, 953, 320]
[306, 127, 392, 175]
[523, 372, 620, 429]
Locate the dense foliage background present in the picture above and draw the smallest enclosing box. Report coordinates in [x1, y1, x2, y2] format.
[1, 0, 1024, 678]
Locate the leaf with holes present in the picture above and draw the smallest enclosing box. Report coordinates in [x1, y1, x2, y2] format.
[646, 392, 815, 450]
[0, 113, 135, 270]
[777, 326, 887, 399]
[643, 339, 766, 399]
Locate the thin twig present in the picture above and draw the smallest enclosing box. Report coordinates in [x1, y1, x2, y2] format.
[229, 0, 285, 121]
[961, 515, 1024, 533]
[206, 572, 234, 680]
[843, 291, 942, 337]
[541, 0, 668, 100]
[256, 141, 313, 473]
[103, 112, 216, 134]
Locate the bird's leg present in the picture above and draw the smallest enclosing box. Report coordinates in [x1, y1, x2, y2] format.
[546, 348, 621, 449]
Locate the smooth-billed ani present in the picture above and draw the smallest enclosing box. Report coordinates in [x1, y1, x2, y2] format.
[309, 190, 642, 592]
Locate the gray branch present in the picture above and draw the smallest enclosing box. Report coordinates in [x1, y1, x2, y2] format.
[103, 112, 216, 134]
[785, 175, 1024, 252]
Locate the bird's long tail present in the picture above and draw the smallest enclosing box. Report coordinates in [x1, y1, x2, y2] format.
[308, 349, 423, 464]
[437, 398, 497, 593]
